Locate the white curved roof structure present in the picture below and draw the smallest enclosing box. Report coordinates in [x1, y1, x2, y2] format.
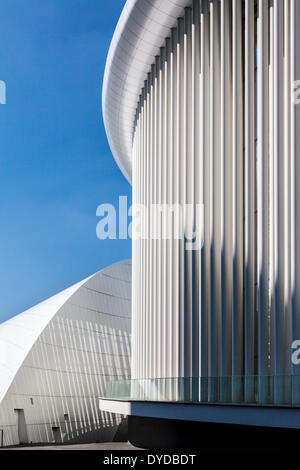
[0, 278, 89, 404]
[0, 260, 131, 446]
[102, 0, 192, 182]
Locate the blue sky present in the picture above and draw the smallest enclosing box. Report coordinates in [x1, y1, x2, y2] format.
[0, 0, 131, 323]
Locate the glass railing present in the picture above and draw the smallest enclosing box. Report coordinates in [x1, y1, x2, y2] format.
[105, 375, 300, 407]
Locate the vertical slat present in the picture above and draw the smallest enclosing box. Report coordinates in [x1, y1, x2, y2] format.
[184, 7, 193, 385]
[169, 29, 177, 379]
[139, 89, 143, 381]
[220, 0, 233, 402]
[177, 18, 185, 379]
[199, 0, 210, 400]
[269, 0, 275, 396]
[140, 90, 143, 381]
[291, 0, 300, 404]
[153, 56, 160, 381]
[244, 0, 256, 402]
[192, 0, 201, 391]
[170, 27, 179, 380]
[138, 98, 142, 380]
[257, 0, 270, 403]
[145, 77, 150, 381]
[161, 41, 169, 381]
[273, 0, 286, 404]
[232, 0, 244, 402]
[141, 87, 147, 377]
[133, 103, 138, 380]
[137, 93, 143, 380]
[164, 39, 171, 380]
[283, 0, 291, 384]
[149, 68, 154, 378]
[158, 49, 165, 380]
[269, 0, 274, 383]
[131, 104, 139, 379]
[209, 0, 221, 401]
[135, 97, 140, 380]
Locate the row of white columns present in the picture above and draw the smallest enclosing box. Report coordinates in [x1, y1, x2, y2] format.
[131, 0, 300, 405]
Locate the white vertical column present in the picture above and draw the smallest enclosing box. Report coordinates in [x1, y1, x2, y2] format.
[191, 0, 201, 391]
[153, 57, 160, 381]
[148, 69, 154, 379]
[244, 0, 256, 402]
[142, 85, 147, 381]
[199, 0, 210, 400]
[177, 18, 185, 379]
[273, 0, 286, 404]
[138, 100, 143, 380]
[291, 0, 300, 404]
[131, 106, 139, 379]
[232, 0, 244, 403]
[134, 98, 140, 380]
[138, 98, 143, 380]
[169, 29, 177, 380]
[183, 7, 193, 387]
[209, 0, 221, 401]
[170, 28, 179, 381]
[157, 51, 165, 377]
[269, 0, 275, 384]
[162, 41, 169, 381]
[257, 0, 270, 403]
[145, 77, 150, 381]
[283, 0, 291, 385]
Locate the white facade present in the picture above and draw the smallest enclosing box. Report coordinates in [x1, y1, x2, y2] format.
[0, 260, 131, 447]
[103, 0, 300, 406]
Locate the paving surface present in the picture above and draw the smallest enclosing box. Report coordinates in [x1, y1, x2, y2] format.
[2, 442, 142, 451]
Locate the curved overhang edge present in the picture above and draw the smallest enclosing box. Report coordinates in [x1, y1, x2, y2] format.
[102, 0, 193, 184]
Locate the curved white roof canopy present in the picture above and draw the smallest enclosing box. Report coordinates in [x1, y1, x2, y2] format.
[0, 260, 130, 404]
[102, 0, 192, 183]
